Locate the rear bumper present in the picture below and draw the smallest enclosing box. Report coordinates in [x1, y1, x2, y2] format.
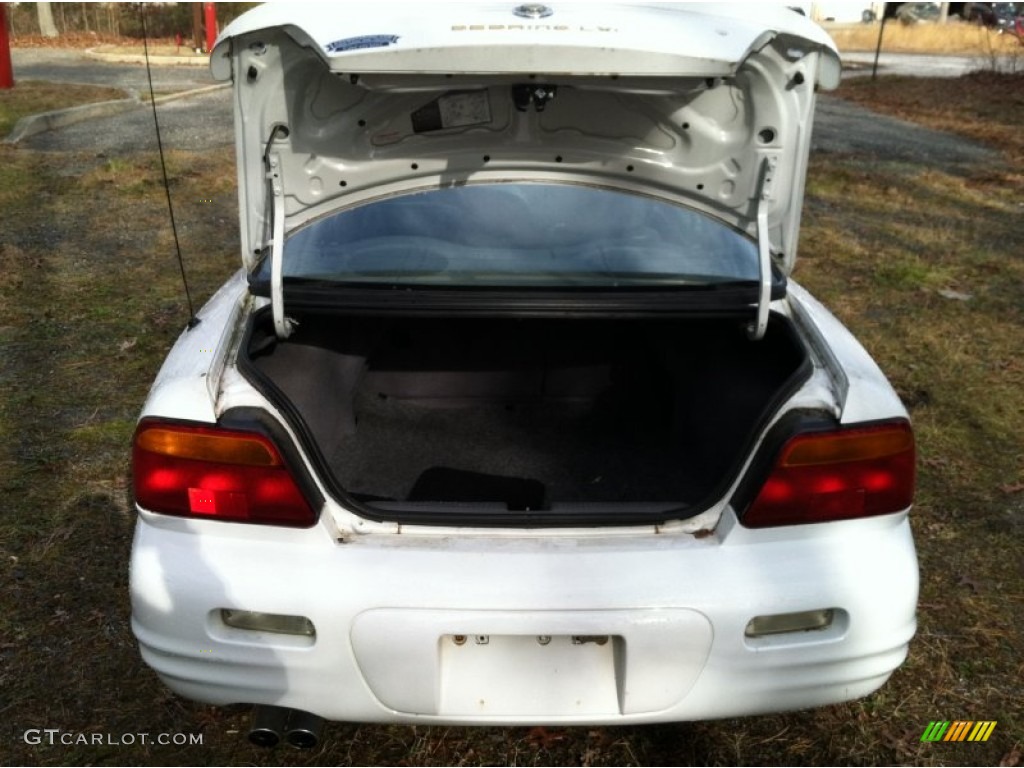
[130, 512, 917, 724]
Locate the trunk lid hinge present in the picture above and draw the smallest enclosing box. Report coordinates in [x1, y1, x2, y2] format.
[748, 156, 776, 341]
[266, 150, 295, 339]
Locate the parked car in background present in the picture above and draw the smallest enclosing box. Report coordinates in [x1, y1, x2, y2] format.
[893, 2, 942, 23]
[964, 2, 1024, 31]
[130, 2, 918, 749]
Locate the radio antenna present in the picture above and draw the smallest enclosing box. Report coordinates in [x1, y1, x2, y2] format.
[140, 7, 199, 330]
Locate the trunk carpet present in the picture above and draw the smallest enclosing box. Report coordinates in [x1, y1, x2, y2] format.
[329, 391, 705, 507]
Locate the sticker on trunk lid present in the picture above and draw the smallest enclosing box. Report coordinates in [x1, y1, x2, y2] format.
[411, 91, 492, 133]
[325, 34, 399, 53]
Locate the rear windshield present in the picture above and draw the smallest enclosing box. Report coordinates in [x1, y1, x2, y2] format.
[263, 183, 758, 288]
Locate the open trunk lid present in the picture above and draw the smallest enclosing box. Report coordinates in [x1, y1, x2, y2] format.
[212, 2, 840, 281]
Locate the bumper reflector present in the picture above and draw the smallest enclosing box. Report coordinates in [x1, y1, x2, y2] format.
[745, 609, 834, 637]
[221, 609, 316, 637]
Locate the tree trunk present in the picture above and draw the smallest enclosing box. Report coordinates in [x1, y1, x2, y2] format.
[192, 3, 203, 50]
[37, 3, 59, 38]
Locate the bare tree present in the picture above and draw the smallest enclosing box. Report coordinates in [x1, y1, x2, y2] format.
[37, 2, 59, 38]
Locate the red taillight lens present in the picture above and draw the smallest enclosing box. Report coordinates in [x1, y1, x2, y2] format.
[132, 420, 316, 527]
[742, 421, 915, 528]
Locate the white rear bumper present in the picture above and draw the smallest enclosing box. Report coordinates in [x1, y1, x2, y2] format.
[130, 512, 917, 724]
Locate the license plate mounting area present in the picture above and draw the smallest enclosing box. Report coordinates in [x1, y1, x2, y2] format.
[350, 609, 713, 718]
[441, 633, 619, 716]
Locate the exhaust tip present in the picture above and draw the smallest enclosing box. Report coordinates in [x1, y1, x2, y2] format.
[248, 728, 280, 748]
[248, 705, 290, 748]
[286, 729, 319, 750]
[285, 710, 325, 750]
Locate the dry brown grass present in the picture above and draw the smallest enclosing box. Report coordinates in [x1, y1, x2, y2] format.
[829, 20, 1024, 54]
[0, 80, 128, 137]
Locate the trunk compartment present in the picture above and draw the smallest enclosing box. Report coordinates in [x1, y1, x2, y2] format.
[242, 312, 810, 523]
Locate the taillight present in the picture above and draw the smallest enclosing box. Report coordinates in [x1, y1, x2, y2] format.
[741, 421, 915, 528]
[132, 419, 316, 527]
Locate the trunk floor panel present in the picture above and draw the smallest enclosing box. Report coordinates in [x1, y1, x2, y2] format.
[244, 313, 811, 517]
[329, 392, 702, 506]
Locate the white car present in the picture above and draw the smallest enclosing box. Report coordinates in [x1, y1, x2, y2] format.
[130, 2, 918, 749]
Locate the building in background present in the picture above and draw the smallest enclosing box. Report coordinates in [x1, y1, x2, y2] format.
[809, 2, 888, 23]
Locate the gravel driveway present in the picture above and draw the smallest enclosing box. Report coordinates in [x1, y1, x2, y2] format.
[23, 88, 234, 154]
[11, 48, 216, 93]
[811, 95, 997, 168]
[841, 51, 980, 78]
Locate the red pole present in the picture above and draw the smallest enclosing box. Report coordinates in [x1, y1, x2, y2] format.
[0, 3, 14, 90]
[203, 2, 216, 53]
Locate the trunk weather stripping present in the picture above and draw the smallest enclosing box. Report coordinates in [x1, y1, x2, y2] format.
[749, 156, 776, 341]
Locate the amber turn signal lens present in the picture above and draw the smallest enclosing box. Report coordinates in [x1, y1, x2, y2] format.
[781, 426, 914, 467]
[135, 426, 280, 466]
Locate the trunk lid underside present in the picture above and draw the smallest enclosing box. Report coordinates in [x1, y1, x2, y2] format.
[212, 3, 840, 275]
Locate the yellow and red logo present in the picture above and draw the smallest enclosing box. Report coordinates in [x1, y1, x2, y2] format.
[920, 721, 997, 742]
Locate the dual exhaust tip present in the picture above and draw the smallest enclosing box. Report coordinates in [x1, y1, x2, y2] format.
[249, 705, 324, 749]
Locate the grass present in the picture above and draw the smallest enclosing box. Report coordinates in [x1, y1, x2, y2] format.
[0, 74, 1022, 766]
[829, 20, 1024, 55]
[0, 80, 128, 137]
[795, 80, 1024, 765]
